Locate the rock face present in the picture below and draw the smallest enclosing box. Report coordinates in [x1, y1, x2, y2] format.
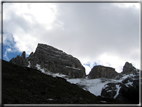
[101, 82, 127, 100]
[88, 65, 118, 79]
[121, 62, 138, 75]
[10, 43, 86, 78]
[101, 72, 139, 103]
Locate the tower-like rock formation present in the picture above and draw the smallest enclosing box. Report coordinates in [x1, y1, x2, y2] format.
[121, 62, 138, 75]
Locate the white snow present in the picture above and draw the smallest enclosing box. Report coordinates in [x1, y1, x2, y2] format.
[125, 80, 133, 87]
[114, 84, 121, 99]
[27, 61, 31, 68]
[47, 72, 67, 78]
[66, 72, 138, 97]
[36, 64, 45, 73]
[67, 78, 109, 96]
[102, 84, 109, 89]
[35, 64, 67, 78]
[107, 90, 112, 92]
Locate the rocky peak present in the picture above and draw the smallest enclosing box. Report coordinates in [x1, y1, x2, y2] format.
[29, 52, 34, 57]
[88, 65, 119, 79]
[122, 62, 137, 75]
[10, 43, 86, 78]
[10, 51, 28, 67]
[21, 51, 26, 59]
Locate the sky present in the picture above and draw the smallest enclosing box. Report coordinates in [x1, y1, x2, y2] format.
[1, 2, 140, 74]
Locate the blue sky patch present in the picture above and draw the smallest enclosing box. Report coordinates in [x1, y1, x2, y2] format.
[2, 32, 22, 61]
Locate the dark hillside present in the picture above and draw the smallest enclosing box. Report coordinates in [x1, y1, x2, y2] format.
[2, 60, 101, 104]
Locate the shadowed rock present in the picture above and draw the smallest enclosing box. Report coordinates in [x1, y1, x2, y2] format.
[10, 43, 86, 78]
[10, 51, 28, 67]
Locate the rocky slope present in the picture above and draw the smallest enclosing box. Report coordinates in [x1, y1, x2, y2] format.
[100, 62, 140, 104]
[67, 62, 140, 104]
[100, 72, 139, 104]
[10, 43, 86, 78]
[121, 62, 138, 74]
[88, 65, 120, 79]
[3, 60, 122, 104]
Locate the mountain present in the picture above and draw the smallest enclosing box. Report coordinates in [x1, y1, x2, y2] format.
[2, 60, 122, 104]
[67, 69, 140, 104]
[66, 61, 140, 104]
[101, 72, 139, 104]
[6, 43, 140, 104]
[100, 62, 140, 103]
[10, 43, 86, 78]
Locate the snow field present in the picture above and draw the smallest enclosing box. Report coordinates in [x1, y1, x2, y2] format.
[67, 78, 110, 96]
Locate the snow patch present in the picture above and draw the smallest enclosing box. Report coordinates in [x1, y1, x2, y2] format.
[114, 84, 121, 99]
[125, 80, 133, 87]
[102, 84, 109, 89]
[47, 72, 67, 78]
[107, 90, 112, 92]
[36, 64, 45, 73]
[35, 64, 68, 78]
[67, 78, 109, 96]
[27, 61, 31, 68]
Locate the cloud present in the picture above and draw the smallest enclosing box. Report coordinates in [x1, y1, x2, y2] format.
[4, 47, 12, 61]
[3, 3, 140, 73]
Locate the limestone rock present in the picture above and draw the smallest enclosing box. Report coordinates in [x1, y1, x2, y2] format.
[121, 62, 138, 75]
[10, 43, 86, 78]
[88, 65, 118, 79]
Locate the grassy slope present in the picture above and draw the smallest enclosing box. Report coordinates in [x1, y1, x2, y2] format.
[2, 60, 102, 104]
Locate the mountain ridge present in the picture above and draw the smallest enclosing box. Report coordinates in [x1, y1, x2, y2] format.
[2, 42, 140, 104]
[10, 43, 140, 79]
[10, 43, 86, 78]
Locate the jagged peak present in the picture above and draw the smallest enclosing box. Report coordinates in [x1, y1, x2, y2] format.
[21, 51, 26, 59]
[122, 61, 137, 74]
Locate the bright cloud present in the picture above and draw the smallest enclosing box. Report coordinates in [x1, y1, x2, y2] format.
[2, 2, 140, 74]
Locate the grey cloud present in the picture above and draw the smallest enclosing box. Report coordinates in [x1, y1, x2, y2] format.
[3, 3, 140, 71]
[52, 3, 140, 60]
